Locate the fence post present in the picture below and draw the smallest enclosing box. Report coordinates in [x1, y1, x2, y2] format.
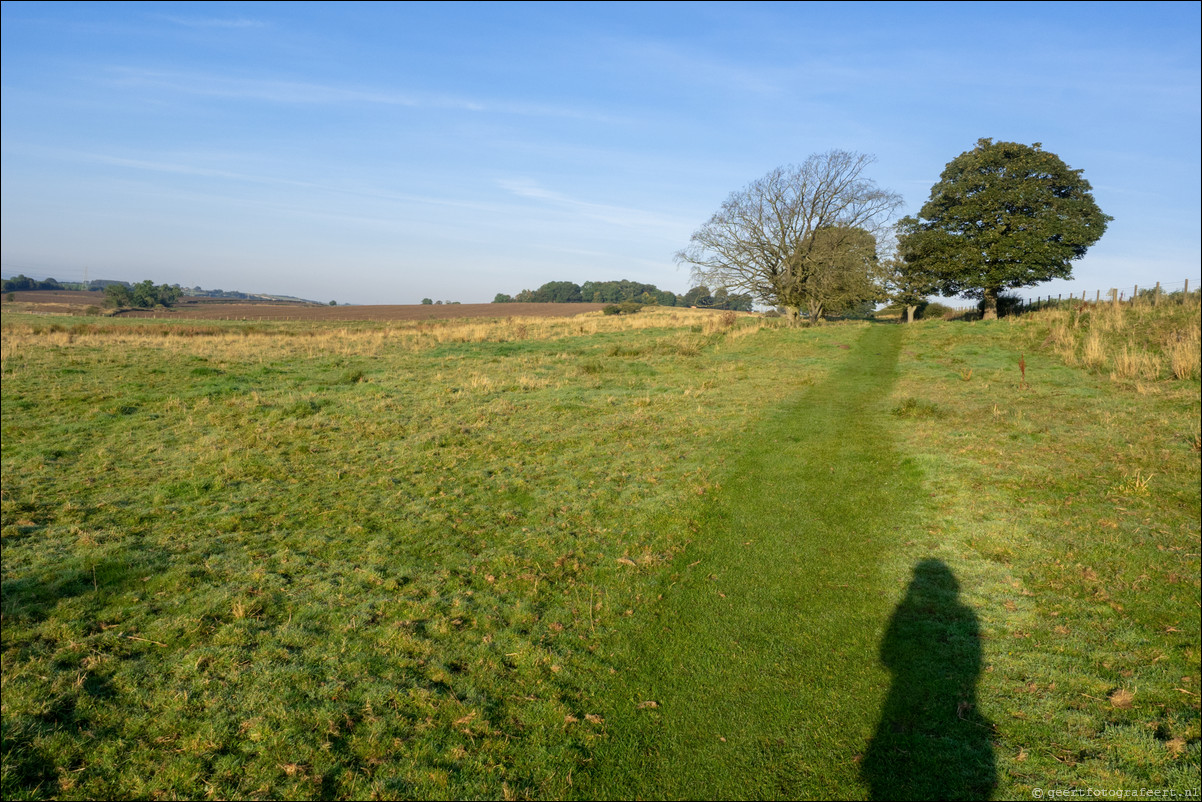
[1133, 285, 1138, 305]
[1154, 282, 1160, 306]
[1096, 290, 1101, 303]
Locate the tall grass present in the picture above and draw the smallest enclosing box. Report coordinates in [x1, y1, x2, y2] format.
[1024, 292, 1201, 383]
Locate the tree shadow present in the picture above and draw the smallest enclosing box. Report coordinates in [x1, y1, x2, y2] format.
[861, 559, 997, 800]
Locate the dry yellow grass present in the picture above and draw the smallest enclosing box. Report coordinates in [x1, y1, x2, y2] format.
[1110, 344, 1162, 382]
[1081, 329, 1107, 370]
[1029, 293, 1200, 384]
[0, 307, 765, 369]
[1167, 321, 1201, 380]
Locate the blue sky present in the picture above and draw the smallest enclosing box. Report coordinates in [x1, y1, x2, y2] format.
[2, 1, 1199, 304]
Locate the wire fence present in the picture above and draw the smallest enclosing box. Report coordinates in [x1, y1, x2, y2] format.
[947, 278, 1201, 314]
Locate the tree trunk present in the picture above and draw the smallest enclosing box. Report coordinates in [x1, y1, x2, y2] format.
[905, 304, 917, 323]
[806, 300, 824, 325]
[981, 287, 999, 320]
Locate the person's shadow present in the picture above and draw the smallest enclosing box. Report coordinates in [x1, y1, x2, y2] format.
[862, 559, 997, 800]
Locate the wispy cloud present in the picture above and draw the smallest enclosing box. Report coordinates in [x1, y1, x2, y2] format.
[610, 38, 788, 97]
[496, 177, 689, 232]
[101, 67, 428, 106]
[156, 15, 267, 30]
[61, 149, 493, 210]
[96, 67, 624, 122]
[498, 178, 570, 203]
[11, 146, 620, 226]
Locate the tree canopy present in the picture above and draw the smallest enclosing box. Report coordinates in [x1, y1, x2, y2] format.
[896, 139, 1111, 319]
[679, 285, 754, 311]
[882, 252, 941, 323]
[103, 280, 182, 308]
[674, 150, 902, 321]
[792, 225, 884, 321]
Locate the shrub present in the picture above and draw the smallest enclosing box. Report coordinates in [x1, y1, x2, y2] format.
[920, 302, 956, 320]
[976, 292, 1024, 318]
[602, 302, 643, 316]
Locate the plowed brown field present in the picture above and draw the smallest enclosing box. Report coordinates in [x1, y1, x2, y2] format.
[119, 302, 606, 320]
[4, 291, 606, 321]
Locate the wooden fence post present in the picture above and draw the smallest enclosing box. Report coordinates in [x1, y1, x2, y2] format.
[1096, 290, 1101, 303]
[1154, 282, 1161, 306]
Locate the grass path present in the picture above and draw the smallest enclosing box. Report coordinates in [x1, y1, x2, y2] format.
[578, 323, 942, 799]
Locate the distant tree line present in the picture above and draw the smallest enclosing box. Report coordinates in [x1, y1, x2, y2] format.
[186, 286, 256, 299]
[1, 275, 332, 307]
[1, 278, 183, 300]
[1, 275, 80, 292]
[491, 279, 752, 311]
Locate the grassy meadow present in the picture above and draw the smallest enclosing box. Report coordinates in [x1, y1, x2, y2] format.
[1, 301, 1199, 799]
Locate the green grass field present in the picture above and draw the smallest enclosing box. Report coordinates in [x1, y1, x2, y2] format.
[2, 304, 1198, 799]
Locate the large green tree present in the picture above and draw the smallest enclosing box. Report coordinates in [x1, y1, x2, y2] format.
[897, 139, 1111, 319]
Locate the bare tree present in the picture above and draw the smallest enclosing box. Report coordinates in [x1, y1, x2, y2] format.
[675, 150, 903, 322]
